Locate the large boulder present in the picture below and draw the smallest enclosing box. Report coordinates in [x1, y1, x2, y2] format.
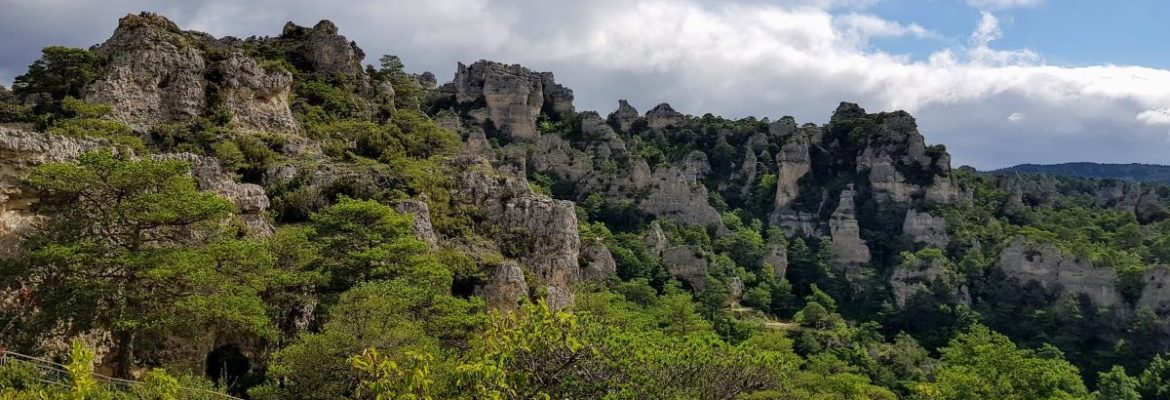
[580, 240, 617, 282]
[902, 210, 949, 249]
[476, 262, 530, 313]
[1139, 267, 1170, 316]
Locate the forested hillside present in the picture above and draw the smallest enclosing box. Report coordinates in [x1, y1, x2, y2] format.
[997, 162, 1170, 185]
[3, 12, 1170, 399]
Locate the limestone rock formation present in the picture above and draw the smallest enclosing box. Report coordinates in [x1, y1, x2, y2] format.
[771, 127, 812, 219]
[889, 256, 967, 307]
[645, 221, 669, 256]
[761, 240, 789, 280]
[87, 13, 297, 133]
[997, 237, 1123, 308]
[393, 200, 439, 249]
[829, 186, 871, 283]
[1136, 189, 1169, 224]
[661, 246, 710, 290]
[639, 154, 723, 228]
[0, 127, 105, 258]
[154, 153, 274, 237]
[476, 262, 530, 312]
[638, 221, 710, 289]
[645, 103, 684, 130]
[440, 60, 573, 141]
[608, 99, 641, 132]
[445, 155, 585, 309]
[280, 20, 365, 77]
[580, 240, 617, 282]
[903, 210, 949, 249]
[1139, 267, 1170, 316]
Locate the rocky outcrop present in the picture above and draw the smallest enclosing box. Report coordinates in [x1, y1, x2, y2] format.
[87, 13, 297, 133]
[608, 100, 641, 132]
[393, 200, 439, 249]
[997, 237, 1123, 308]
[640, 221, 709, 289]
[1139, 267, 1170, 315]
[0, 127, 105, 258]
[639, 152, 723, 228]
[661, 246, 710, 290]
[843, 104, 956, 208]
[645, 103, 684, 130]
[771, 127, 812, 220]
[1136, 189, 1169, 224]
[761, 240, 789, 280]
[903, 210, 949, 249]
[476, 262, 529, 312]
[280, 20, 365, 77]
[890, 256, 967, 307]
[154, 153, 274, 237]
[580, 241, 617, 282]
[446, 155, 582, 309]
[829, 186, 871, 284]
[441, 61, 573, 141]
[645, 221, 669, 256]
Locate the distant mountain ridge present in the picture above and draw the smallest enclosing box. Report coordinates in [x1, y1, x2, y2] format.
[995, 162, 1170, 184]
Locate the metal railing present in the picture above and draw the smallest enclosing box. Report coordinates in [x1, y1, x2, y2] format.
[0, 349, 244, 399]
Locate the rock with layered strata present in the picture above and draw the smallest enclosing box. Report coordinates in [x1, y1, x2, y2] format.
[997, 236, 1123, 308]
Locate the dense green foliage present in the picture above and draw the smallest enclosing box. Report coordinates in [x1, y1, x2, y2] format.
[999, 162, 1170, 185]
[11, 46, 100, 113]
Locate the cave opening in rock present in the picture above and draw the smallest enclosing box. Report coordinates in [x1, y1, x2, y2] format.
[452, 275, 482, 298]
[205, 344, 250, 390]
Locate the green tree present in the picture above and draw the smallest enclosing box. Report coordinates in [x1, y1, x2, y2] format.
[1141, 354, 1170, 400]
[310, 197, 449, 292]
[12, 46, 100, 110]
[1093, 365, 1140, 400]
[912, 325, 1088, 400]
[456, 300, 603, 400]
[4, 151, 281, 378]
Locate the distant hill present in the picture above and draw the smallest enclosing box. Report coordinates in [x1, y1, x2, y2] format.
[994, 162, 1170, 185]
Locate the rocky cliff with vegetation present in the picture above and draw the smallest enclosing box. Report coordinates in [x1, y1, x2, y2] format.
[2, 12, 1170, 400]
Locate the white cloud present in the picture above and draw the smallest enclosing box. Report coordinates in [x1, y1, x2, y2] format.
[967, 12, 1039, 66]
[2, 0, 1170, 168]
[966, 0, 1042, 10]
[1137, 109, 1170, 126]
[836, 13, 936, 44]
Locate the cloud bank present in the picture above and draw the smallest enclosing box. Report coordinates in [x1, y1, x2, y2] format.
[1, 0, 1168, 169]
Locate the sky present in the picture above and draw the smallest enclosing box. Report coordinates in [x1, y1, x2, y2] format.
[2, 0, 1170, 169]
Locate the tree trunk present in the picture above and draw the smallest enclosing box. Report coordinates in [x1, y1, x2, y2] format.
[112, 330, 134, 379]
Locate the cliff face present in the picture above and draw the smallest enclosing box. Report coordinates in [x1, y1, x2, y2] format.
[444, 155, 585, 310]
[87, 13, 298, 133]
[0, 126, 276, 256]
[996, 237, 1124, 308]
[0, 127, 105, 259]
